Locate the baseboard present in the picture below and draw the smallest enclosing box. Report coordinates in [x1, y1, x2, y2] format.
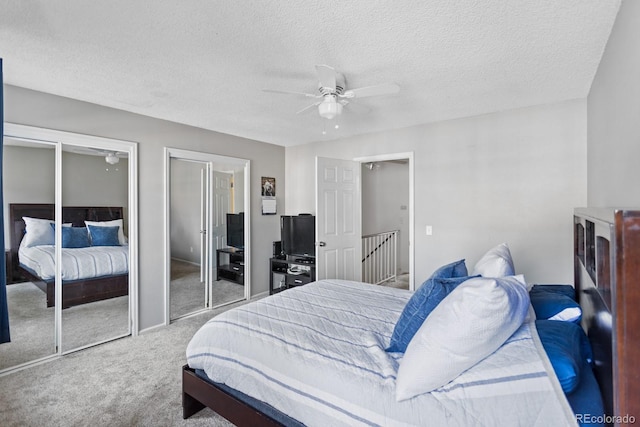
[250, 290, 269, 300]
[138, 322, 167, 335]
[170, 257, 200, 266]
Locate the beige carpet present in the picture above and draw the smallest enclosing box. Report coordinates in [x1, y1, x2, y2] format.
[0, 305, 244, 427]
[378, 273, 410, 290]
[170, 259, 245, 320]
[0, 282, 129, 370]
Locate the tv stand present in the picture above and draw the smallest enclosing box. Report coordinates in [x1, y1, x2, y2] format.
[269, 257, 316, 295]
[216, 248, 244, 285]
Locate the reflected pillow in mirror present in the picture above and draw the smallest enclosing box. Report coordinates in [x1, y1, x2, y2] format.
[88, 225, 121, 246]
[22, 217, 55, 247]
[85, 219, 127, 245]
[52, 224, 91, 248]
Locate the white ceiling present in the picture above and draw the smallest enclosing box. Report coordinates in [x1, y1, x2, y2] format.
[0, 1, 620, 147]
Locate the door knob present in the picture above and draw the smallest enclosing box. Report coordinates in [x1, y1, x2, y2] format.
[318, 241, 326, 247]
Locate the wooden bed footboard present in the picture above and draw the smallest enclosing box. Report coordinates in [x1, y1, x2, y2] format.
[21, 268, 128, 309]
[182, 365, 284, 426]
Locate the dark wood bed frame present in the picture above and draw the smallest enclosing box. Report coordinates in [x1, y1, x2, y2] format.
[9, 203, 129, 309]
[182, 208, 640, 426]
[574, 208, 640, 423]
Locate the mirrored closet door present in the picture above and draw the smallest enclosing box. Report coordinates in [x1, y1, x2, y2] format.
[0, 135, 57, 370]
[0, 123, 138, 372]
[60, 142, 132, 352]
[168, 157, 210, 320]
[166, 148, 250, 323]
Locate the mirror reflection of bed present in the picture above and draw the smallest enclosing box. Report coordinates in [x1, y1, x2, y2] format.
[169, 156, 246, 322]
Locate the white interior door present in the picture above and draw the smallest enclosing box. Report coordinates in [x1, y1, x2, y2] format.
[212, 171, 232, 253]
[315, 157, 362, 281]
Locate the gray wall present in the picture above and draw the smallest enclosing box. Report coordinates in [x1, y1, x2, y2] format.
[62, 151, 129, 209]
[587, 0, 639, 206]
[361, 161, 410, 274]
[5, 85, 285, 331]
[286, 99, 587, 285]
[3, 145, 55, 245]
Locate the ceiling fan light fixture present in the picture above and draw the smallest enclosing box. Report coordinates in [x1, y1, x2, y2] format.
[318, 97, 342, 120]
[105, 153, 120, 165]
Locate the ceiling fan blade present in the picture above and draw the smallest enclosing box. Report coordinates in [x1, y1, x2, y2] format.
[341, 82, 400, 99]
[341, 100, 370, 115]
[262, 88, 318, 98]
[315, 65, 337, 92]
[296, 101, 322, 115]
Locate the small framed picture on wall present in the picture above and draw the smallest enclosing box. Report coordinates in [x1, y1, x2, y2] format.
[261, 177, 276, 215]
[261, 177, 276, 197]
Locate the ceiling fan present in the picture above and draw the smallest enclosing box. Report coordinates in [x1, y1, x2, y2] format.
[72, 147, 127, 164]
[263, 65, 400, 120]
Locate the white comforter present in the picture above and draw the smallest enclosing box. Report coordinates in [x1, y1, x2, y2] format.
[19, 244, 129, 281]
[187, 279, 577, 427]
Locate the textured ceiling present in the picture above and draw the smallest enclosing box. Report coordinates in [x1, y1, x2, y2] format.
[0, 1, 620, 146]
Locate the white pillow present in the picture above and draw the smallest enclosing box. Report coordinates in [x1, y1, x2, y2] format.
[472, 242, 515, 277]
[85, 219, 127, 245]
[395, 275, 530, 401]
[22, 217, 55, 247]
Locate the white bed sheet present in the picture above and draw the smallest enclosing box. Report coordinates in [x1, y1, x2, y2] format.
[19, 244, 129, 281]
[187, 279, 577, 427]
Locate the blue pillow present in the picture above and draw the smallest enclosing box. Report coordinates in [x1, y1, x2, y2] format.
[88, 225, 121, 246]
[536, 319, 592, 394]
[51, 224, 91, 248]
[530, 284, 576, 301]
[430, 259, 468, 279]
[530, 292, 582, 323]
[387, 274, 475, 353]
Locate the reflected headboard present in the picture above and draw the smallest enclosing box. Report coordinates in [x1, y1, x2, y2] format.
[9, 203, 124, 266]
[574, 208, 640, 421]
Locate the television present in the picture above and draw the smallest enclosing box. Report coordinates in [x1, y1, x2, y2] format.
[226, 212, 244, 249]
[281, 214, 315, 259]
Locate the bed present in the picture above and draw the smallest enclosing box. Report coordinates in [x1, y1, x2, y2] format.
[182, 208, 640, 426]
[9, 203, 129, 309]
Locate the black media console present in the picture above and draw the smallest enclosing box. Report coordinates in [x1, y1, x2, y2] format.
[269, 257, 316, 295]
[216, 247, 244, 285]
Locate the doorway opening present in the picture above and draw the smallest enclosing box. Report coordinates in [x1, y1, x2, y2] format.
[314, 152, 414, 291]
[357, 152, 413, 291]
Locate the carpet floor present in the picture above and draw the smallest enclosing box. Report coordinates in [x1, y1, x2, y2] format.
[0, 268, 402, 425]
[1, 260, 246, 371]
[0, 282, 129, 370]
[170, 259, 245, 320]
[378, 273, 410, 290]
[0, 305, 242, 427]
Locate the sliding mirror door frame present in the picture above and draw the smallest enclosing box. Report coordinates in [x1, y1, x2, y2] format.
[163, 148, 250, 325]
[4, 123, 139, 354]
[0, 131, 58, 372]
